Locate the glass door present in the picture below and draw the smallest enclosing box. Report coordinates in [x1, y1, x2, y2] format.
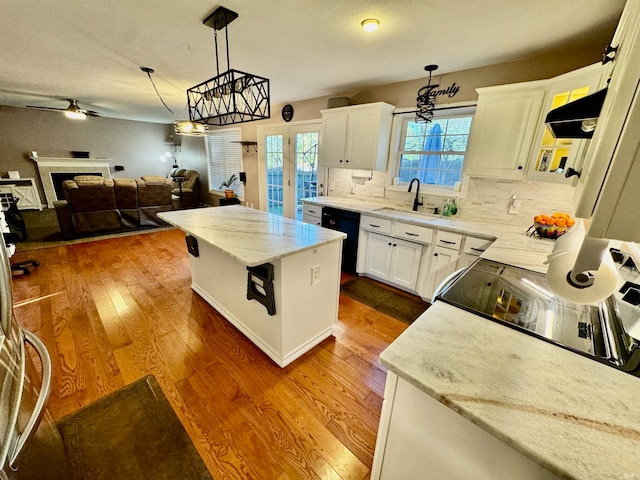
[259, 123, 322, 219]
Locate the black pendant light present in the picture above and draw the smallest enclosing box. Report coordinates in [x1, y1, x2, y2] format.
[187, 6, 270, 127]
[415, 65, 439, 123]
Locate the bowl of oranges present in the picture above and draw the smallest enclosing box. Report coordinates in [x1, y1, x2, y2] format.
[531, 212, 575, 239]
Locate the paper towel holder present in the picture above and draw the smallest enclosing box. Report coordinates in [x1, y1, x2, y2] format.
[567, 237, 610, 289]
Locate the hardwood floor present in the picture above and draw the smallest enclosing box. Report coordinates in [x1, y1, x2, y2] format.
[10, 228, 409, 480]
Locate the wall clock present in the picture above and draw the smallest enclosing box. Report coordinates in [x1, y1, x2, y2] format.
[282, 104, 294, 122]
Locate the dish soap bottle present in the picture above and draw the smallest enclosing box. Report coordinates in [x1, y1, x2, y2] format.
[450, 198, 458, 216]
[443, 199, 451, 217]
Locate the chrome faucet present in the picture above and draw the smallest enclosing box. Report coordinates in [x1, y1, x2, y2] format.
[408, 178, 423, 211]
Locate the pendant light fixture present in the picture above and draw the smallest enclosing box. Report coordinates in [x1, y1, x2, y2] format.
[187, 6, 270, 127]
[415, 64, 439, 123]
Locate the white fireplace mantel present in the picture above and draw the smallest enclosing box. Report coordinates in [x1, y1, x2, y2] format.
[31, 157, 112, 208]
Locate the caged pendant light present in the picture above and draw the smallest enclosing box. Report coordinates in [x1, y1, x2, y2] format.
[187, 6, 270, 127]
[415, 64, 439, 123]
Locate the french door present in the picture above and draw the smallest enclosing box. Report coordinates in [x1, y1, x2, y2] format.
[258, 122, 324, 219]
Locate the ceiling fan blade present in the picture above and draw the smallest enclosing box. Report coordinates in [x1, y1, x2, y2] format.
[25, 105, 66, 112]
[83, 110, 101, 117]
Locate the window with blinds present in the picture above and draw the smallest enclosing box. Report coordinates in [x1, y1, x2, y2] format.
[205, 128, 244, 198]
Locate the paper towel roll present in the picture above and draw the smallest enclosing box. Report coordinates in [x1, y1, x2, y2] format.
[546, 249, 620, 304]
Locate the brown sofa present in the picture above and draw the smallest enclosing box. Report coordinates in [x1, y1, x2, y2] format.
[54, 175, 173, 239]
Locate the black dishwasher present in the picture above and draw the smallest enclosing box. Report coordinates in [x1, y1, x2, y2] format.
[322, 206, 360, 273]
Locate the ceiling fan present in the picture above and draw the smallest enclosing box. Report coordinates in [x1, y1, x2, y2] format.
[26, 99, 100, 120]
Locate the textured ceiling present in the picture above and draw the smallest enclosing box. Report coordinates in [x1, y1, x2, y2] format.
[0, 0, 626, 123]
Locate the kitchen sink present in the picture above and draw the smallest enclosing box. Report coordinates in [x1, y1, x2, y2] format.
[374, 207, 441, 220]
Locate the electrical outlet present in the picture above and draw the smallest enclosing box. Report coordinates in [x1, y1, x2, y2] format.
[350, 184, 356, 194]
[373, 187, 385, 197]
[507, 197, 521, 215]
[311, 265, 320, 285]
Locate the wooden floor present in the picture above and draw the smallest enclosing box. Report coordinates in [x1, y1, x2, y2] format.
[10, 228, 409, 480]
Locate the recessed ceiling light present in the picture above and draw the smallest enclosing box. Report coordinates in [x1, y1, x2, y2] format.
[361, 18, 380, 32]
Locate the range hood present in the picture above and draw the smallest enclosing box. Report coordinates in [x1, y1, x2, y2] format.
[545, 87, 608, 139]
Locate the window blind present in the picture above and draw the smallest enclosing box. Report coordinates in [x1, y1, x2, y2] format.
[205, 128, 244, 197]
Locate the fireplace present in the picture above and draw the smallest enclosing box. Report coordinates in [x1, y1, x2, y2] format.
[31, 157, 112, 208]
[51, 172, 102, 200]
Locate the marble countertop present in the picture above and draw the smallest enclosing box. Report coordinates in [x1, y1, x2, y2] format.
[304, 196, 556, 272]
[159, 206, 346, 267]
[303, 196, 640, 480]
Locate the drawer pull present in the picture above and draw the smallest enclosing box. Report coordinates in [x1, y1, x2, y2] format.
[405, 232, 419, 236]
[369, 224, 381, 228]
[440, 239, 456, 245]
[471, 247, 485, 252]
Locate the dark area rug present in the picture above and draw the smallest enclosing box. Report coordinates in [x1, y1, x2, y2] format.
[16, 208, 172, 251]
[56, 375, 213, 480]
[341, 276, 430, 324]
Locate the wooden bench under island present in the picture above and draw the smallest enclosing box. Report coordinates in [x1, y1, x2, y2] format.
[159, 205, 346, 367]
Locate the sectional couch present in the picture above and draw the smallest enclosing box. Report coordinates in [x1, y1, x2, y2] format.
[54, 175, 174, 239]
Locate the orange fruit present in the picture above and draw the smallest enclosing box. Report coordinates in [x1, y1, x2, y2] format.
[546, 217, 557, 226]
[555, 218, 567, 227]
[567, 218, 575, 227]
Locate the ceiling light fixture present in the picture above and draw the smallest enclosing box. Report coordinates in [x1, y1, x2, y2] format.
[361, 18, 380, 32]
[415, 64, 439, 123]
[64, 99, 87, 120]
[174, 120, 209, 137]
[187, 6, 270, 127]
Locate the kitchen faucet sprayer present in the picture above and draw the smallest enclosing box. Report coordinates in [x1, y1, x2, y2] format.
[408, 178, 423, 211]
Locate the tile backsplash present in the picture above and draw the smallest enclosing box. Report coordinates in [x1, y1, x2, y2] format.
[326, 168, 576, 229]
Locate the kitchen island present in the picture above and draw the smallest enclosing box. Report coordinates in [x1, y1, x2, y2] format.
[158, 206, 346, 367]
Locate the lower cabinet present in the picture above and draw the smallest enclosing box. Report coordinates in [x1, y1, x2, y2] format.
[302, 203, 322, 226]
[423, 245, 460, 299]
[372, 371, 561, 480]
[364, 232, 423, 291]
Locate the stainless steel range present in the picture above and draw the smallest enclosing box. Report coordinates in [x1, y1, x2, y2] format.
[436, 254, 640, 377]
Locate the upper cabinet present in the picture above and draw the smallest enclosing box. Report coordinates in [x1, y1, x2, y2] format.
[526, 63, 607, 184]
[464, 63, 607, 183]
[464, 82, 546, 179]
[320, 102, 395, 170]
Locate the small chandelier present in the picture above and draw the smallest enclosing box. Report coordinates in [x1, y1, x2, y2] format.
[174, 120, 209, 136]
[415, 64, 439, 123]
[187, 6, 270, 127]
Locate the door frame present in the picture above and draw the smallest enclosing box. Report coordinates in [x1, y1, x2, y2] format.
[257, 119, 325, 213]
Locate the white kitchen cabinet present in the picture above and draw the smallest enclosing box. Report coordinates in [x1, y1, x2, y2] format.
[320, 102, 395, 170]
[364, 232, 423, 291]
[302, 203, 322, 226]
[526, 63, 607, 185]
[420, 230, 462, 301]
[456, 235, 494, 270]
[371, 371, 561, 480]
[465, 83, 546, 179]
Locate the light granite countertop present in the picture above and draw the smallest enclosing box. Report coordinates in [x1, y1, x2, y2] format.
[159, 205, 346, 267]
[303, 196, 640, 480]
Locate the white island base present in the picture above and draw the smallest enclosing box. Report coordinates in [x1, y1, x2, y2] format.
[189, 235, 342, 367]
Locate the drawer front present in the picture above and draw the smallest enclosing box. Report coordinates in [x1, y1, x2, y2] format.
[434, 230, 463, 250]
[463, 236, 494, 256]
[391, 222, 433, 244]
[303, 203, 323, 217]
[361, 215, 392, 234]
[302, 214, 321, 226]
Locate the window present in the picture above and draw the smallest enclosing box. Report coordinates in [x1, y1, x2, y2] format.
[205, 128, 244, 197]
[392, 108, 474, 190]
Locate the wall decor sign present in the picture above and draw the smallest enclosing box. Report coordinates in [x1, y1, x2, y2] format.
[432, 82, 460, 99]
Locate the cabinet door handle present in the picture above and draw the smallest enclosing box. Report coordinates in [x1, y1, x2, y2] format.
[471, 247, 485, 252]
[339, 159, 343, 163]
[405, 232, 419, 236]
[439, 239, 456, 245]
[434, 252, 439, 257]
[369, 224, 381, 228]
[392, 244, 397, 247]
[517, 165, 523, 170]
[345, 159, 349, 163]
[388, 242, 392, 246]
